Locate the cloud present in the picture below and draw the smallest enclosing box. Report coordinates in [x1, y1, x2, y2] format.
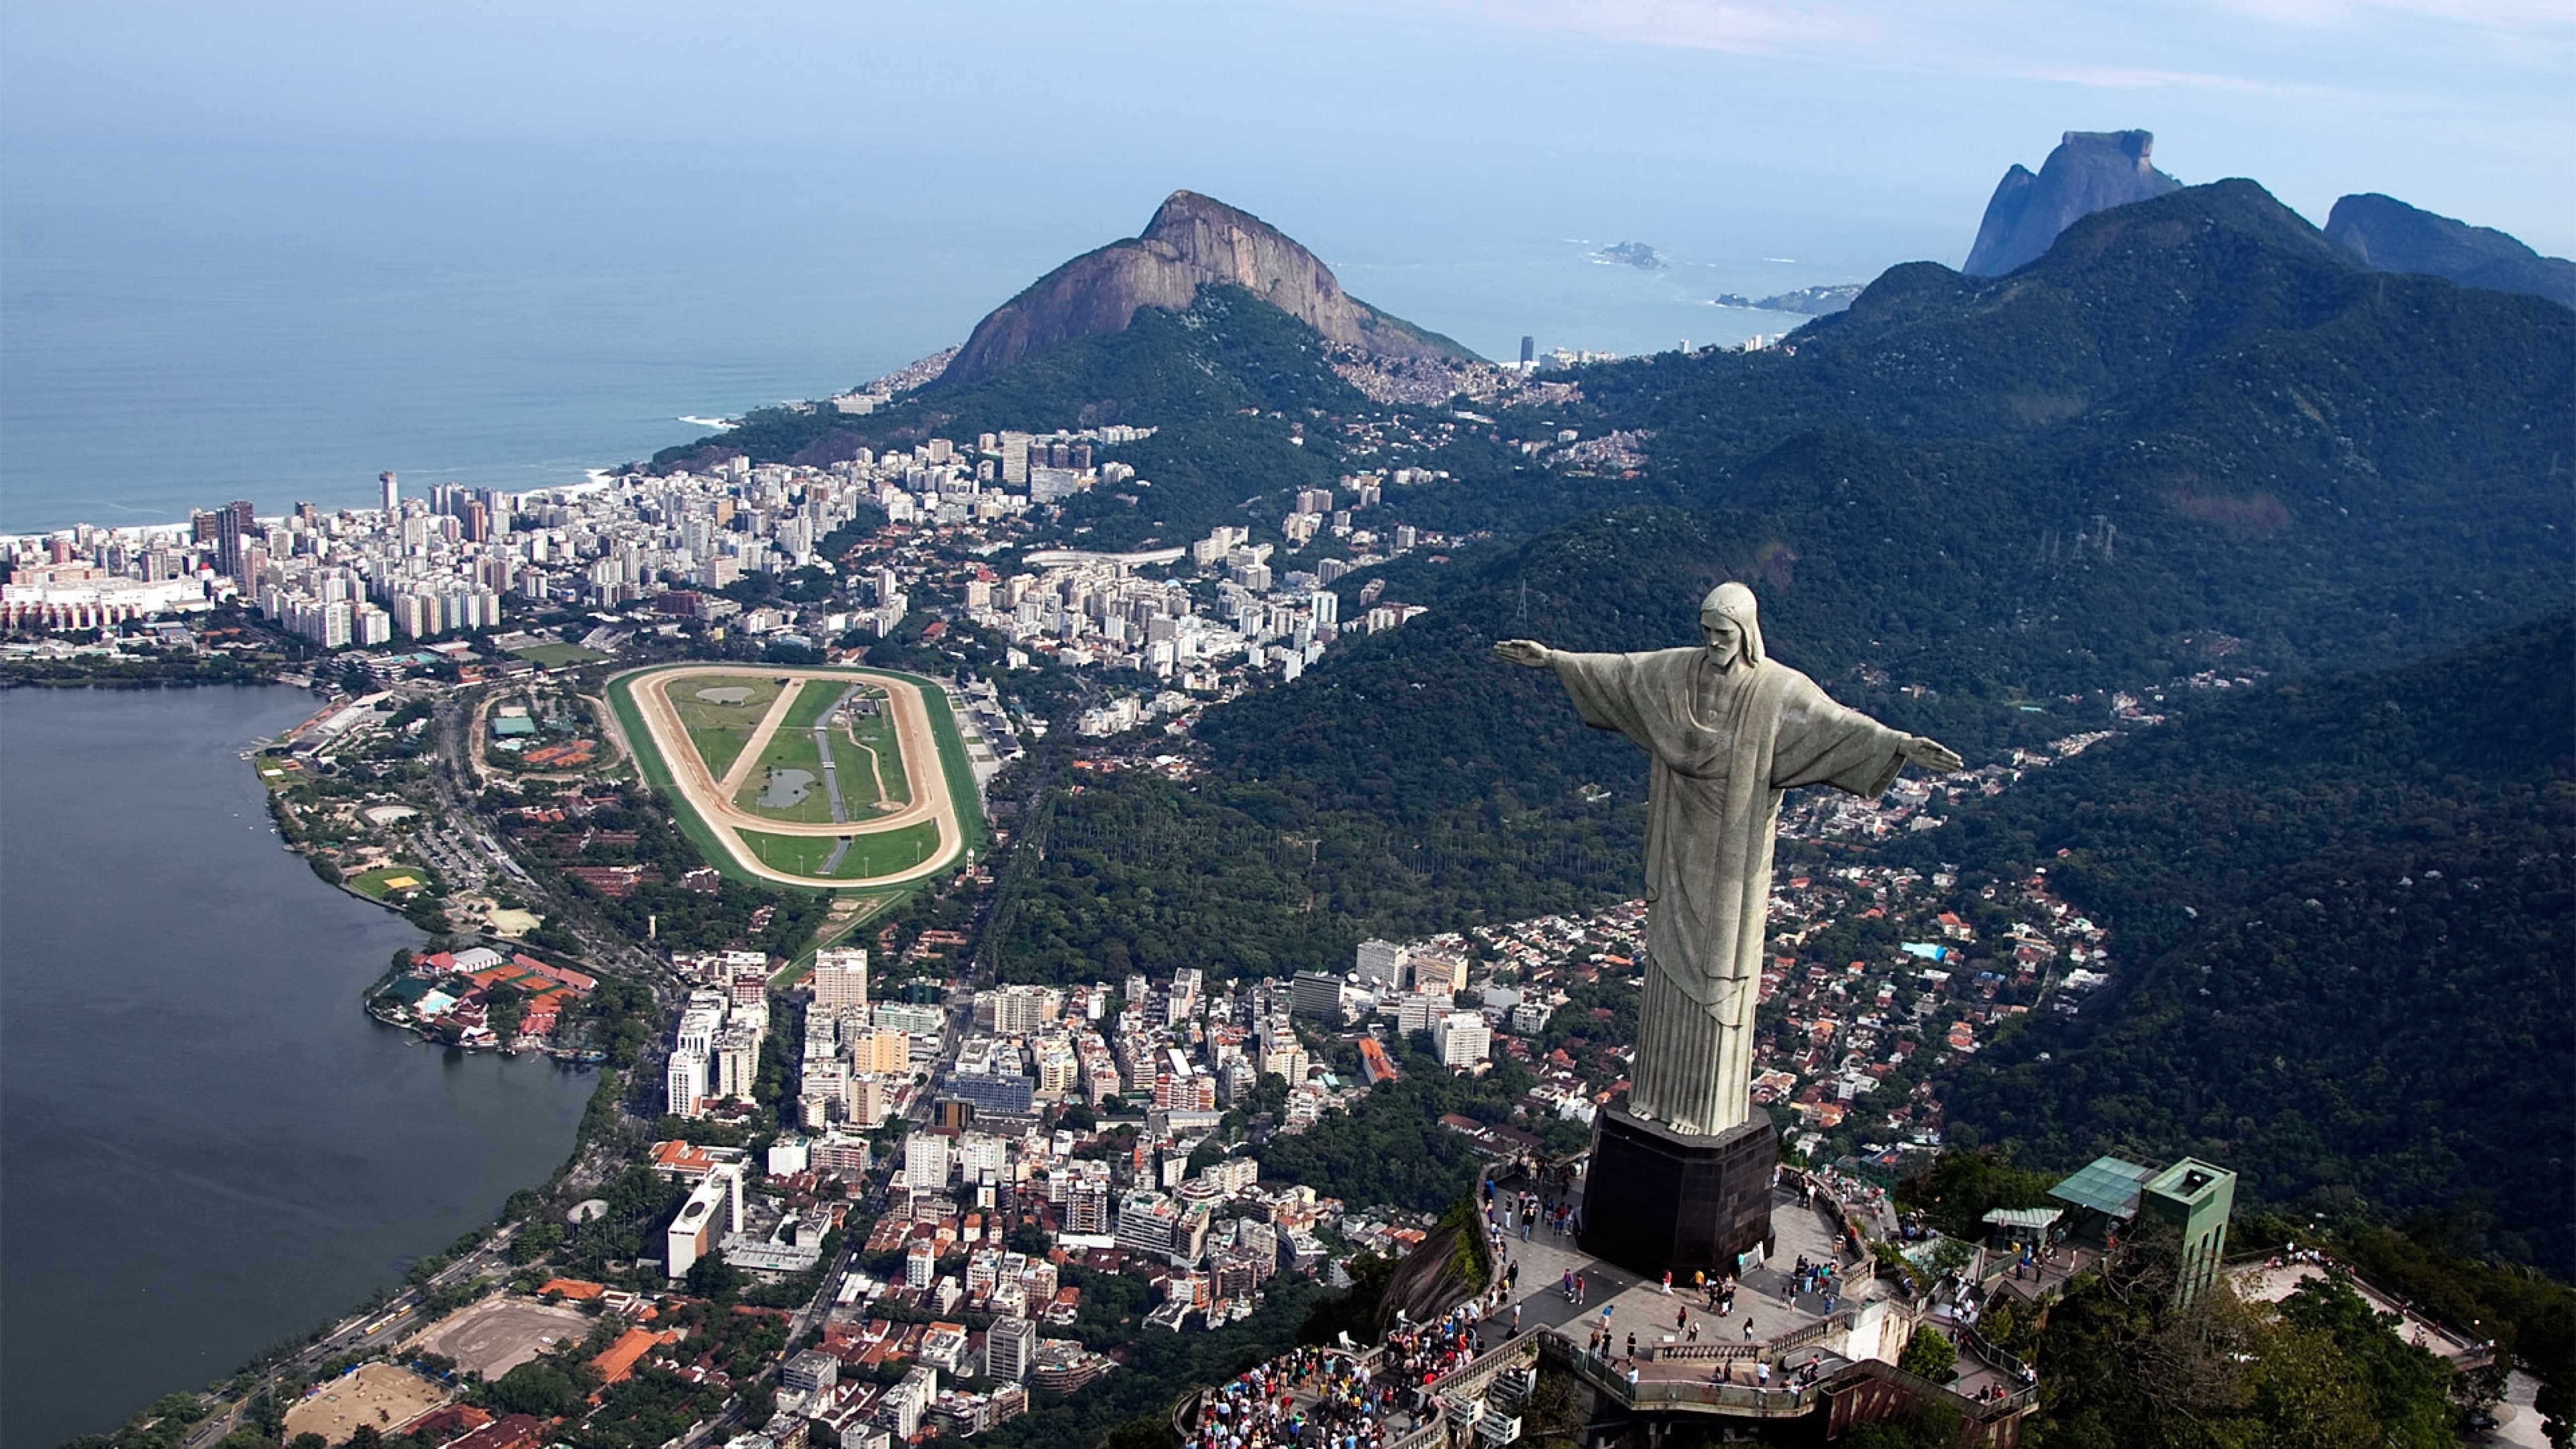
[1272, 0, 2571, 100]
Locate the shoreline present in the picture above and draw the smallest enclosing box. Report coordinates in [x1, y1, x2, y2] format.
[2, 469, 624, 547]
[1, 682, 604, 1449]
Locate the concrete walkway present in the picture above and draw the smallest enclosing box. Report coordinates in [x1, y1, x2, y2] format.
[1463, 1181, 1880, 1385]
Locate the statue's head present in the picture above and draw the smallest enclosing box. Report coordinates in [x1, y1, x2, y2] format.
[1699, 582, 1764, 668]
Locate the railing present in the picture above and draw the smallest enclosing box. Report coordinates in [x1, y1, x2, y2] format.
[1383, 1408, 1450, 1449]
[1960, 1322, 2032, 1385]
[1545, 1336, 1822, 1419]
[1649, 1343, 1759, 1364]
[1543, 1325, 2042, 1427]
[1768, 1310, 1855, 1356]
[1424, 1329, 1540, 1400]
[1638, 1309, 1850, 1364]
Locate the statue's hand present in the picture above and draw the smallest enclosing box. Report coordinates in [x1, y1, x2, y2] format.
[1494, 639, 1554, 669]
[1901, 735, 1964, 773]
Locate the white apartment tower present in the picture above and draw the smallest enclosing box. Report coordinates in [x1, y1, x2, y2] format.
[666, 1047, 708, 1118]
[1354, 939, 1409, 991]
[812, 948, 869, 1014]
[905, 1131, 952, 1191]
[665, 1164, 744, 1280]
[1435, 1011, 1492, 1070]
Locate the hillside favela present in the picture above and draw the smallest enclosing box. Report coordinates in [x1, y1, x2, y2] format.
[1, 8, 2569, 1449]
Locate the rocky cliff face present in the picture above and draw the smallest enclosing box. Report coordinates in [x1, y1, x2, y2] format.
[1964, 130, 2181, 278]
[938, 191, 1474, 387]
[2324, 193, 2575, 309]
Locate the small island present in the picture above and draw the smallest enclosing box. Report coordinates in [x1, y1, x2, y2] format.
[1714, 283, 1865, 314]
[1596, 239, 1663, 269]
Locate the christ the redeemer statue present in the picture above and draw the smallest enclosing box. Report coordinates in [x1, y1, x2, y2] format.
[1498, 582, 1961, 1138]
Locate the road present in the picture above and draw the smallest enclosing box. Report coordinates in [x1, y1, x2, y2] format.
[191, 672, 960, 1449]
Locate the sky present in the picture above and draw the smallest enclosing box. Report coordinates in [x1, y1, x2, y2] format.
[3, 0, 2569, 257]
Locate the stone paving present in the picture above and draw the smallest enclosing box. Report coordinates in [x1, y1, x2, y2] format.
[1461, 1177, 1886, 1384]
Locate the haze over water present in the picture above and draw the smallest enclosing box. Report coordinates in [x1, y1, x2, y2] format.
[0, 141, 1930, 536]
[0, 687, 592, 1449]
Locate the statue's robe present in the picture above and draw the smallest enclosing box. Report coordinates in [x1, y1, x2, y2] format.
[1552, 647, 1909, 1135]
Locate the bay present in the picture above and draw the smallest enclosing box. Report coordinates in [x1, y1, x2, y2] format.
[0, 686, 592, 1449]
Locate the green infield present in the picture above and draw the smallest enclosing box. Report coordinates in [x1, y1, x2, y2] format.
[740, 819, 943, 879]
[510, 641, 607, 668]
[731, 679, 851, 824]
[841, 689, 912, 810]
[659, 674, 782, 781]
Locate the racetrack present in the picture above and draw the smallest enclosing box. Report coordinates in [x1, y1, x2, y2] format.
[608, 664, 972, 889]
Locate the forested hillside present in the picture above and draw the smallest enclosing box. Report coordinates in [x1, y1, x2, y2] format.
[974, 184, 2573, 1287]
[1926, 615, 2575, 1273]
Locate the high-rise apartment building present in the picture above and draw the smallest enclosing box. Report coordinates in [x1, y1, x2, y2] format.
[985, 1314, 1036, 1382]
[812, 947, 869, 1014]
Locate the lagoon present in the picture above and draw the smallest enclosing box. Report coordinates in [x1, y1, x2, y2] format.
[0, 687, 592, 1447]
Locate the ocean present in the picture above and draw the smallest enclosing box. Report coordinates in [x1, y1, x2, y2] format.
[0, 141, 1942, 535]
[0, 139, 1949, 1439]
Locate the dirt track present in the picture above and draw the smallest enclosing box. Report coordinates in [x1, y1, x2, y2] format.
[612, 665, 968, 889]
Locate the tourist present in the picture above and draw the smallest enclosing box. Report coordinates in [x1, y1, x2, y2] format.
[1742, 1316, 1755, 1341]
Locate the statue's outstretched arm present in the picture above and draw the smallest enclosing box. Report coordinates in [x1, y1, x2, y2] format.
[1897, 734, 1964, 773]
[1494, 639, 1553, 668]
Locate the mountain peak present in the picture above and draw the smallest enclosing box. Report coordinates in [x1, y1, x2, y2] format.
[1965, 128, 2181, 278]
[2324, 193, 2576, 309]
[938, 191, 1473, 388]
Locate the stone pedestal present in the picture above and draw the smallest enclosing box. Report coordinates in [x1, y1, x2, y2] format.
[1579, 1108, 1775, 1279]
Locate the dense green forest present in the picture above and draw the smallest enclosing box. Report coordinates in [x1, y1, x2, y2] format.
[1926, 615, 2575, 1275]
[981, 187, 2572, 1026]
[2027, 1220, 2472, 1449]
[671, 174, 2572, 1314]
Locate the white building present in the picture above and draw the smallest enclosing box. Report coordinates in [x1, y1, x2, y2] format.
[1435, 1012, 1492, 1070]
[1354, 939, 1409, 991]
[905, 1132, 952, 1191]
[666, 1165, 745, 1280]
[666, 1047, 708, 1118]
[813, 947, 869, 1014]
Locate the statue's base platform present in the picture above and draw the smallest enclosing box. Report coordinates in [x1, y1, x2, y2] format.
[1579, 1108, 1775, 1279]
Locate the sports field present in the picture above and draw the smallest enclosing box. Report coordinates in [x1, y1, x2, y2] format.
[283, 1363, 448, 1442]
[604, 664, 978, 891]
[350, 864, 429, 899]
[510, 641, 606, 668]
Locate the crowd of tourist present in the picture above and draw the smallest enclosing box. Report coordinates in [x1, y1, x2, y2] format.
[1185, 1348, 1409, 1449]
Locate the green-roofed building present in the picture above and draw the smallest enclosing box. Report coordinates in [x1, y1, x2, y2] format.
[2049, 1155, 2157, 1219]
[2049, 1153, 2236, 1308]
[2141, 1158, 2236, 1307]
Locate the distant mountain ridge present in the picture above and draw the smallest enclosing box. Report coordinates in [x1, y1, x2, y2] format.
[2325, 192, 2576, 309]
[937, 191, 1474, 388]
[1966, 129, 2181, 277]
